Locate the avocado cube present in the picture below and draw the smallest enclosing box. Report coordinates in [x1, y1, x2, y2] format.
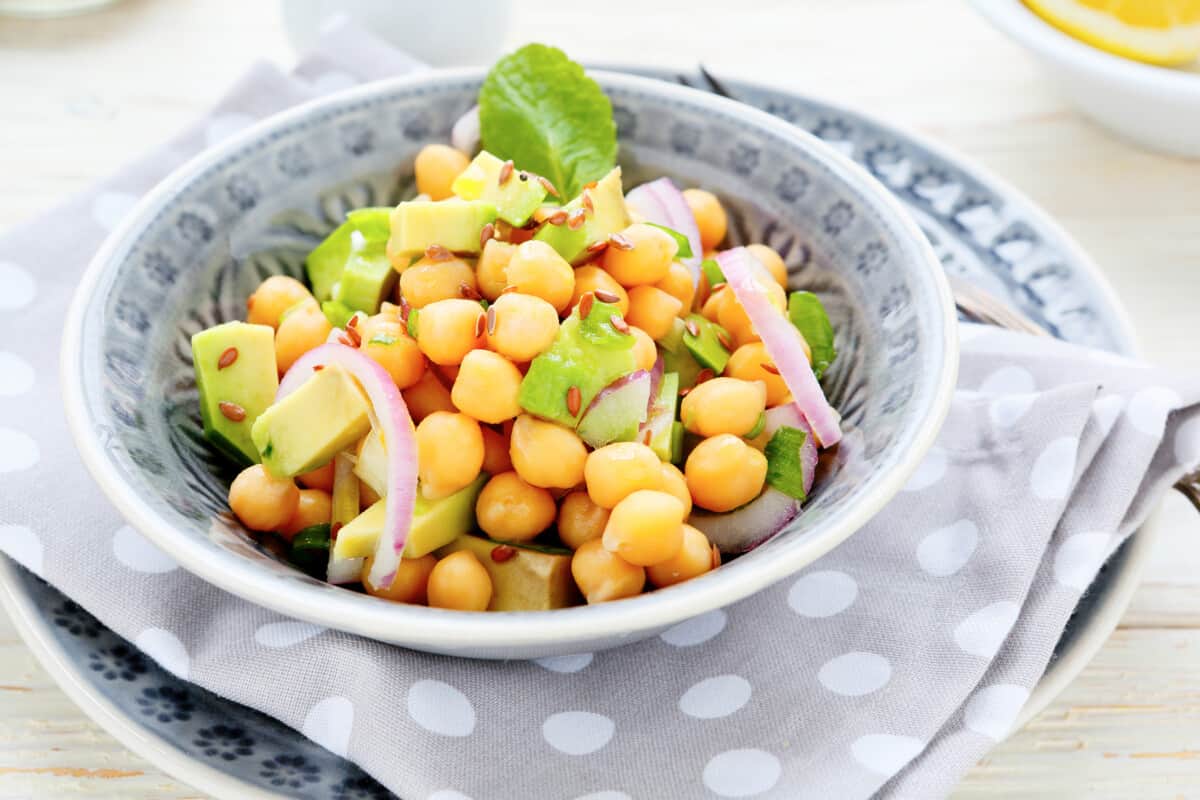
[659, 318, 704, 390]
[333, 246, 397, 315]
[388, 199, 497, 257]
[305, 207, 391, 302]
[250, 364, 371, 478]
[451, 150, 549, 227]
[534, 167, 630, 264]
[437, 534, 579, 611]
[191, 322, 279, 465]
[682, 314, 731, 374]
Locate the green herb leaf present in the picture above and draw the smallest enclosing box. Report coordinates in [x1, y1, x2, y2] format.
[764, 426, 809, 501]
[787, 291, 836, 380]
[645, 223, 694, 258]
[701, 258, 725, 287]
[479, 44, 618, 200]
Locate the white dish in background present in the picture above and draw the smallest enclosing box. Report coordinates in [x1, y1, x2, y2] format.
[971, 0, 1200, 158]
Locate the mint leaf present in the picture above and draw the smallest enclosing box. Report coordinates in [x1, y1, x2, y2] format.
[764, 426, 809, 501]
[645, 223, 694, 258]
[701, 258, 725, 287]
[479, 44, 618, 200]
[787, 291, 836, 380]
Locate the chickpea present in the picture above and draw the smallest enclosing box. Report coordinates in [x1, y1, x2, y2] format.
[571, 266, 630, 316]
[477, 239, 515, 301]
[399, 257, 477, 308]
[658, 462, 693, 518]
[504, 240, 575, 312]
[278, 489, 333, 538]
[509, 414, 587, 489]
[415, 411, 484, 499]
[647, 525, 715, 587]
[584, 442, 663, 509]
[480, 424, 513, 475]
[247, 275, 312, 329]
[655, 260, 696, 315]
[625, 285, 683, 341]
[571, 539, 645, 604]
[685, 434, 768, 512]
[629, 326, 658, 372]
[359, 314, 425, 389]
[275, 298, 332, 374]
[401, 368, 456, 422]
[427, 550, 493, 611]
[363, 553, 437, 603]
[451, 349, 522, 424]
[557, 490, 610, 550]
[229, 464, 299, 532]
[681, 377, 767, 438]
[603, 223, 678, 287]
[602, 490, 685, 566]
[683, 188, 727, 251]
[297, 461, 335, 492]
[700, 285, 728, 323]
[747, 243, 789, 288]
[486, 291, 560, 362]
[476, 471, 557, 542]
[414, 298, 486, 365]
[727, 342, 792, 407]
[414, 144, 470, 201]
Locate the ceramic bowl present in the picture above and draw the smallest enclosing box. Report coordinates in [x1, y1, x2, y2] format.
[62, 68, 957, 658]
[971, 0, 1200, 158]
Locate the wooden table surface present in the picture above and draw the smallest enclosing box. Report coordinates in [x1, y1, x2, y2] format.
[2, 0, 1199, 796]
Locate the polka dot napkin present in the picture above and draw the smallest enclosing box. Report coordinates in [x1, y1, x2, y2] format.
[4, 22, 1200, 800]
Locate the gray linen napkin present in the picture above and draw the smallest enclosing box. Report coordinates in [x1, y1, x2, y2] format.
[4, 24, 1200, 800]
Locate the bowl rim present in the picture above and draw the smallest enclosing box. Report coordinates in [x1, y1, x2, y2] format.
[970, 0, 1200, 97]
[61, 66, 959, 655]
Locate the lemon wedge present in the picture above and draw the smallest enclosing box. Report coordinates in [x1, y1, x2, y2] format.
[1024, 0, 1200, 65]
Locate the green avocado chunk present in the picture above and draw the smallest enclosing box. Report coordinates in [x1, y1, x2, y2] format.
[305, 207, 391, 303]
[388, 199, 497, 257]
[451, 150, 549, 226]
[250, 364, 372, 478]
[437, 534, 579, 611]
[681, 314, 731, 374]
[518, 299, 637, 427]
[332, 242, 396, 316]
[191, 321, 279, 465]
[534, 167, 630, 264]
[321, 300, 356, 329]
[658, 317, 704, 390]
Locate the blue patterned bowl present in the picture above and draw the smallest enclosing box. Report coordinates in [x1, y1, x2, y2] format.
[61, 69, 958, 658]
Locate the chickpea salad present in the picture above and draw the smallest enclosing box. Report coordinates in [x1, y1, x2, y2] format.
[191, 45, 841, 611]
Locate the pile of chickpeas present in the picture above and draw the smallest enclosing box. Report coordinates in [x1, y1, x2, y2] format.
[224, 142, 807, 612]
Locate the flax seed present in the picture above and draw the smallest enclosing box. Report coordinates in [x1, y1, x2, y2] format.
[567, 208, 587, 230]
[479, 222, 495, 249]
[716, 329, 734, 351]
[218, 401, 246, 422]
[344, 325, 362, 347]
[425, 244, 453, 262]
[566, 386, 582, 416]
[578, 291, 594, 320]
[684, 320, 700, 338]
[586, 240, 609, 255]
[608, 232, 634, 251]
[696, 368, 715, 384]
[217, 347, 238, 370]
[498, 160, 514, 185]
[491, 544, 517, 563]
[460, 282, 482, 301]
[593, 289, 620, 304]
[610, 314, 631, 335]
[537, 175, 560, 197]
[761, 363, 780, 375]
[547, 209, 569, 226]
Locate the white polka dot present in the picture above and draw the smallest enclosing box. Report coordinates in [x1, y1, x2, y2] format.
[407, 680, 475, 737]
[573, 793, 631, 800]
[787, 570, 858, 617]
[134, 628, 190, 680]
[702, 749, 782, 797]
[428, 791, 474, 800]
[1054, 532, 1110, 591]
[964, 683, 1030, 740]
[818, 652, 892, 696]
[1030, 436, 1079, 500]
[1175, 415, 1200, 468]
[534, 653, 593, 673]
[1091, 394, 1125, 438]
[679, 675, 752, 719]
[954, 600, 1020, 658]
[301, 695, 354, 757]
[542, 711, 614, 755]
[204, 112, 257, 147]
[0, 429, 39, 473]
[990, 393, 1037, 428]
[0, 353, 34, 396]
[91, 191, 139, 232]
[0, 262, 35, 310]
[660, 609, 726, 647]
[309, 70, 358, 94]
[112, 525, 178, 574]
[1127, 386, 1182, 436]
[254, 620, 327, 648]
[1, 525, 42, 575]
[980, 365, 1035, 396]
[916, 520, 979, 577]
[902, 447, 946, 492]
[850, 734, 925, 777]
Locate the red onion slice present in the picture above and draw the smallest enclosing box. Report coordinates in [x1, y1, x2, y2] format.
[717, 247, 842, 447]
[276, 343, 417, 589]
[625, 178, 702, 285]
[689, 488, 802, 554]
